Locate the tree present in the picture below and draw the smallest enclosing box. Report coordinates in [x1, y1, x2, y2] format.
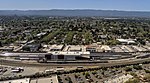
[133, 65, 142, 70]
[0, 41, 2, 47]
[130, 72, 137, 77]
[64, 32, 74, 44]
[145, 69, 150, 73]
[124, 66, 132, 72]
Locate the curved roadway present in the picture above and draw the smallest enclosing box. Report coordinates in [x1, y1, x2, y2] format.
[0, 58, 150, 67]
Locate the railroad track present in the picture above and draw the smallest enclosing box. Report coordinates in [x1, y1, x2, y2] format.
[0, 58, 150, 67]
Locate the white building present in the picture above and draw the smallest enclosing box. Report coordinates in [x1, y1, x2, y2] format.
[117, 39, 136, 44]
[50, 45, 64, 51]
[1, 78, 30, 83]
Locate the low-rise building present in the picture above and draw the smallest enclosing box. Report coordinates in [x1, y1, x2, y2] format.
[86, 45, 97, 52]
[1, 78, 30, 83]
[117, 39, 136, 45]
[111, 46, 124, 52]
[101, 45, 112, 52]
[68, 45, 82, 52]
[50, 45, 64, 51]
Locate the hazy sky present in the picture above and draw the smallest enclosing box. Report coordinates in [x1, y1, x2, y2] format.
[0, 0, 149, 11]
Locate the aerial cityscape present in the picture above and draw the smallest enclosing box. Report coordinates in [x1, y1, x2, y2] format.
[0, 0, 150, 83]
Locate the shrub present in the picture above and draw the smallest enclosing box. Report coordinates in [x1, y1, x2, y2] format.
[124, 66, 132, 72]
[145, 69, 150, 73]
[133, 65, 142, 70]
[130, 72, 137, 77]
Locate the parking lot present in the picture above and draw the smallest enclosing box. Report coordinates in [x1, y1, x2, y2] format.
[0, 66, 41, 78]
[57, 63, 150, 83]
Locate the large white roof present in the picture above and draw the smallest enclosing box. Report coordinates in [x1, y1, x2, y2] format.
[2, 78, 30, 83]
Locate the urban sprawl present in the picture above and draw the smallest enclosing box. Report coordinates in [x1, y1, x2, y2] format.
[0, 16, 150, 83]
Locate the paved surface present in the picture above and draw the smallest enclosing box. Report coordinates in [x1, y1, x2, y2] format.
[0, 67, 39, 78]
[1, 78, 30, 83]
[30, 75, 58, 83]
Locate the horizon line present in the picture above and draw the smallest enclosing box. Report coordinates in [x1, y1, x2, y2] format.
[0, 9, 150, 12]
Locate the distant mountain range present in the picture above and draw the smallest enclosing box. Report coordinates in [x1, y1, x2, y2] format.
[0, 9, 150, 17]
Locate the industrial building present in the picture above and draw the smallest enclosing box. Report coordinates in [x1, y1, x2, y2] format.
[0, 51, 90, 61]
[0, 44, 150, 61]
[47, 51, 90, 61]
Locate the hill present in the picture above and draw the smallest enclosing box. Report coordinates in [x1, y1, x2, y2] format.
[0, 9, 150, 17]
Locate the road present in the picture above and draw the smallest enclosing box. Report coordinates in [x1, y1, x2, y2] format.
[13, 40, 34, 52]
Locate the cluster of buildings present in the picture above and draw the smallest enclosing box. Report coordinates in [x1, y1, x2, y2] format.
[0, 41, 150, 61]
[42, 44, 150, 53]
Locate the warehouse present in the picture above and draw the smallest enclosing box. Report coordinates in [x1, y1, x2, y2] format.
[47, 51, 90, 61]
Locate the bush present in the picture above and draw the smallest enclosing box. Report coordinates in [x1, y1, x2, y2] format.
[124, 66, 132, 72]
[92, 70, 97, 75]
[144, 69, 150, 73]
[133, 65, 142, 70]
[130, 72, 137, 77]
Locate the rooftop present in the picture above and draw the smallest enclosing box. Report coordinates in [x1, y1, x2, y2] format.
[2, 78, 30, 83]
[49, 51, 90, 56]
[50, 45, 64, 50]
[68, 45, 82, 51]
[117, 39, 136, 44]
[101, 45, 111, 51]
